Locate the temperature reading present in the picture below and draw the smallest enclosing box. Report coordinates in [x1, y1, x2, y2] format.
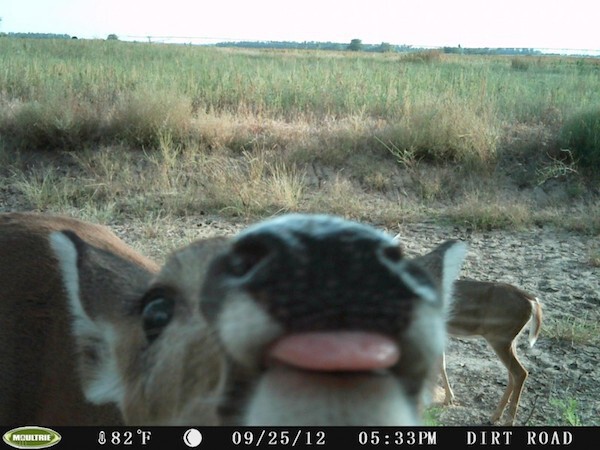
[98, 430, 152, 446]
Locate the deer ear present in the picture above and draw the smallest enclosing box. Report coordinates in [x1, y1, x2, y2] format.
[413, 240, 468, 307]
[49, 230, 153, 407]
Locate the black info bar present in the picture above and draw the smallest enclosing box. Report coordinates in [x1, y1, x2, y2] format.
[1, 426, 596, 450]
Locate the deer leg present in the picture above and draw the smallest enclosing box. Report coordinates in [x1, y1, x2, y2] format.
[489, 340, 528, 425]
[440, 352, 455, 405]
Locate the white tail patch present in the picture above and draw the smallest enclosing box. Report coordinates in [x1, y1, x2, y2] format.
[49, 231, 125, 407]
[528, 297, 541, 348]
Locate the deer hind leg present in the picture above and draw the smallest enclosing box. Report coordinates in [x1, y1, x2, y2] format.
[440, 352, 455, 405]
[489, 340, 528, 425]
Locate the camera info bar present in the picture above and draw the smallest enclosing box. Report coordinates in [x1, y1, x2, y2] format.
[1, 426, 594, 450]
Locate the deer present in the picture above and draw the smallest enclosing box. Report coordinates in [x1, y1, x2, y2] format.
[0, 212, 467, 426]
[0, 212, 160, 425]
[442, 279, 543, 426]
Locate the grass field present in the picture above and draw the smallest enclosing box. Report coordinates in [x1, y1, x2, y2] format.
[1, 38, 599, 231]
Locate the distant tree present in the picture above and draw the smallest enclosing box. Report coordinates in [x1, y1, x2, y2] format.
[107, 34, 119, 41]
[348, 38, 363, 51]
[6, 32, 70, 39]
[379, 42, 394, 53]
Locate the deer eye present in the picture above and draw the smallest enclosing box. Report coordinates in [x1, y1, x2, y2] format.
[141, 295, 174, 343]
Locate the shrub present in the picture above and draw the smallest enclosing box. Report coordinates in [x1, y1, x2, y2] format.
[401, 49, 443, 64]
[0, 99, 102, 151]
[559, 109, 600, 171]
[108, 91, 193, 148]
[376, 96, 499, 167]
[511, 57, 530, 71]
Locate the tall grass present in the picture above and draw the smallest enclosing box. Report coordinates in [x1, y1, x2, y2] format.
[559, 108, 600, 170]
[1, 38, 599, 230]
[2, 39, 600, 168]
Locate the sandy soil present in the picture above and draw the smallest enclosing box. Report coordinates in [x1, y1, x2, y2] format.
[111, 214, 599, 427]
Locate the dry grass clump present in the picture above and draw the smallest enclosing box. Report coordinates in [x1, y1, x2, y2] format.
[400, 49, 445, 64]
[544, 314, 600, 346]
[446, 191, 534, 230]
[0, 91, 195, 151]
[198, 151, 306, 215]
[0, 98, 103, 151]
[375, 96, 499, 167]
[109, 91, 194, 147]
[10, 142, 307, 220]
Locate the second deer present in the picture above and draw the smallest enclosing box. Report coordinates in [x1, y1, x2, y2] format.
[443, 279, 543, 425]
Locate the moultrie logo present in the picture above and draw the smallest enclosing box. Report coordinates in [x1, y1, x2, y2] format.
[2, 426, 62, 449]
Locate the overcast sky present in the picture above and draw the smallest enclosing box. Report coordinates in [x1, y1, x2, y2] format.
[2, 0, 599, 50]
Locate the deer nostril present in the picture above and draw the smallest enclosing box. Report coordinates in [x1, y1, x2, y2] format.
[381, 245, 403, 263]
[227, 239, 272, 278]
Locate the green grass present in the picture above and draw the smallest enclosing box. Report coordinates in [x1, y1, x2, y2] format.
[549, 398, 583, 426]
[559, 108, 600, 171]
[423, 407, 443, 426]
[1, 38, 599, 230]
[2, 39, 600, 160]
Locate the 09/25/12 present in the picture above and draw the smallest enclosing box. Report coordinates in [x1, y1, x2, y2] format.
[231, 430, 326, 446]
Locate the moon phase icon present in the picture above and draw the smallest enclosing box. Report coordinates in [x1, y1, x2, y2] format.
[183, 428, 203, 447]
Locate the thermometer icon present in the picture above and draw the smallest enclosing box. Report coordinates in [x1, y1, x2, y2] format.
[98, 431, 107, 445]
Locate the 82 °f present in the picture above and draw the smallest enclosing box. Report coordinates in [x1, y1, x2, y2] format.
[98, 429, 152, 446]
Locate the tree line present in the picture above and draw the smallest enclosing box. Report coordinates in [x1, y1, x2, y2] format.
[0, 32, 543, 56]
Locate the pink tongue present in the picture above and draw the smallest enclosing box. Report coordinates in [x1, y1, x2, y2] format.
[268, 331, 400, 372]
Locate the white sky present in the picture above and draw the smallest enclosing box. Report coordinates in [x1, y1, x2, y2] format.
[1, 0, 599, 50]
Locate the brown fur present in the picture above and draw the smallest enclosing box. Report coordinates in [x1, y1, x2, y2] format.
[443, 279, 543, 425]
[0, 212, 158, 425]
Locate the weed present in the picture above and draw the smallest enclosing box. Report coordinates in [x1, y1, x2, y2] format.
[423, 407, 443, 426]
[14, 168, 76, 210]
[549, 398, 582, 426]
[535, 150, 578, 185]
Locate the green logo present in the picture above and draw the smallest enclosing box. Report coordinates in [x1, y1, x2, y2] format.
[2, 427, 61, 449]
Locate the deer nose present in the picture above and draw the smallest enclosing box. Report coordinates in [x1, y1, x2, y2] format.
[211, 215, 417, 337]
